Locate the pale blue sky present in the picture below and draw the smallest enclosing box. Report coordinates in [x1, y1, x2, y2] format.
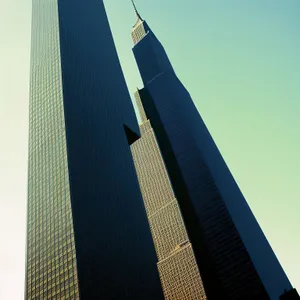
[0, 1, 299, 299]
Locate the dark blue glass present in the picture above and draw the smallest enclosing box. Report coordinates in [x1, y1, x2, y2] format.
[133, 19, 292, 300]
[57, 1, 163, 299]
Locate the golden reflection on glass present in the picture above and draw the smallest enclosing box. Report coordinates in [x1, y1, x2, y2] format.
[131, 90, 207, 300]
[27, 1, 79, 299]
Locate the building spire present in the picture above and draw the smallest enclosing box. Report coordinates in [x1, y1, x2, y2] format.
[131, 0, 143, 21]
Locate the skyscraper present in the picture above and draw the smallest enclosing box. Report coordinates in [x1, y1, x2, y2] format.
[131, 91, 207, 300]
[130, 2, 296, 299]
[26, 1, 163, 299]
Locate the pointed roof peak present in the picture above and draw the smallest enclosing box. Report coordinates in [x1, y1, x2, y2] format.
[131, 0, 143, 21]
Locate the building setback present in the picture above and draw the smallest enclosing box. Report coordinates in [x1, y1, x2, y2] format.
[130, 2, 296, 300]
[131, 90, 207, 300]
[26, 1, 163, 299]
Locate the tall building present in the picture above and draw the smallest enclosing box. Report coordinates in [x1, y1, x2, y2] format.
[130, 2, 296, 300]
[26, 1, 164, 299]
[131, 91, 207, 300]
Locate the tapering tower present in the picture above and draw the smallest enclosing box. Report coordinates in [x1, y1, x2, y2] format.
[130, 2, 295, 299]
[131, 89, 207, 300]
[130, 0, 147, 44]
[25, 1, 163, 299]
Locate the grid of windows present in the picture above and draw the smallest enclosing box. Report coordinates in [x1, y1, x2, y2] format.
[131, 19, 147, 45]
[134, 90, 148, 123]
[131, 122, 175, 217]
[131, 95, 206, 299]
[130, 6, 291, 298]
[183, 152, 268, 299]
[27, 1, 79, 299]
[158, 244, 207, 300]
[149, 199, 188, 260]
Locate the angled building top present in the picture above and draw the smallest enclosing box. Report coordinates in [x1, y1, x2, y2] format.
[131, 0, 143, 25]
[131, 0, 149, 45]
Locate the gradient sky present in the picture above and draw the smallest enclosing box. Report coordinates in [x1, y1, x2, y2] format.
[0, 0, 299, 299]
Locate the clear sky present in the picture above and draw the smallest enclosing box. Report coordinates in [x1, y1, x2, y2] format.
[0, 0, 299, 299]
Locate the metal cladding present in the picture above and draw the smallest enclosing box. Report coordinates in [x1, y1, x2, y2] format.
[26, 1, 163, 299]
[131, 90, 207, 299]
[131, 7, 293, 300]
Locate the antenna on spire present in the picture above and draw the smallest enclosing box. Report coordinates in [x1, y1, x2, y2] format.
[131, 0, 143, 21]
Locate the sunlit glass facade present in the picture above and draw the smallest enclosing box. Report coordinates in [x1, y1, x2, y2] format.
[131, 4, 293, 299]
[26, 1, 79, 299]
[26, 1, 163, 299]
[131, 90, 207, 300]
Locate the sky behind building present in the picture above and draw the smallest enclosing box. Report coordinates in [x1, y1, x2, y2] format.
[0, 1, 299, 299]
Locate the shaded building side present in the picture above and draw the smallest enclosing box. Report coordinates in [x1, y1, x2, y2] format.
[26, 0, 164, 299]
[130, 3, 293, 299]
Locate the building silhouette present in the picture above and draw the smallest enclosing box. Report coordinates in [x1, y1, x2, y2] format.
[131, 90, 207, 300]
[280, 289, 300, 300]
[130, 2, 296, 299]
[25, 1, 163, 299]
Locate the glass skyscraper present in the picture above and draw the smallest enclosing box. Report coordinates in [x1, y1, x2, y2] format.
[130, 3, 296, 300]
[26, 1, 163, 299]
[131, 90, 206, 300]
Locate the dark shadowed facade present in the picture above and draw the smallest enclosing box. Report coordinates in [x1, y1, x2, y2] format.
[130, 3, 295, 300]
[26, 0, 163, 299]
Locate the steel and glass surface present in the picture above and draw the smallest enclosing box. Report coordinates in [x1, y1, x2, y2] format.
[26, 1, 163, 299]
[131, 90, 207, 300]
[131, 2, 293, 299]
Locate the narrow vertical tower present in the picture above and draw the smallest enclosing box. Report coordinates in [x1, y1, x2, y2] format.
[26, 0, 163, 299]
[130, 2, 295, 300]
[131, 89, 207, 300]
